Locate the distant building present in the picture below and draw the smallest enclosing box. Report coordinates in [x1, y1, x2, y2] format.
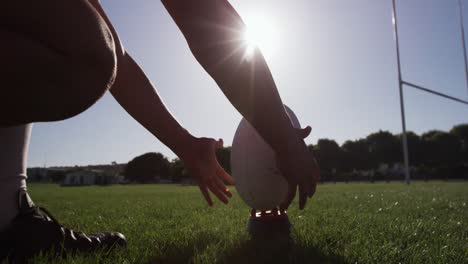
[378, 163, 406, 179]
[159, 179, 173, 184]
[61, 170, 118, 186]
[180, 178, 196, 185]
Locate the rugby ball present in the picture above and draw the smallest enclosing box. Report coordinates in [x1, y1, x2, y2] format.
[231, 105, 301, 210]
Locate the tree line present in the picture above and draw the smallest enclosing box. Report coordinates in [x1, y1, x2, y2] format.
[124, 123, 468, 183]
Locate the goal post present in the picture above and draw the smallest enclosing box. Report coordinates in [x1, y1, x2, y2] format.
[391, 0, 468, 184]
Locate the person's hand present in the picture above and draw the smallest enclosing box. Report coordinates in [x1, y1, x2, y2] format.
[277, 126, 320, 210]
[179, 137, 234, 206]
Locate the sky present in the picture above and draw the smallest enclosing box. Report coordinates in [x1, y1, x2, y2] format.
[28, 0, 468, 167]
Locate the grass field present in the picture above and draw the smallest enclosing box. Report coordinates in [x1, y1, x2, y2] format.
[26, 182, 467, 264]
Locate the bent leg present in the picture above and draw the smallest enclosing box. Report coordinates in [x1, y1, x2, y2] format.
[0, 124, 31, 230]
[0, 0, 117, 127]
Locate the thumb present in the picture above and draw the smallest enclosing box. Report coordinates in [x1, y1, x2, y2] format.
[296, 126, 312, 139]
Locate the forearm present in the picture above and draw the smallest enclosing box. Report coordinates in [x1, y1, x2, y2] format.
[110, 54, 194, 157]
[162, 0, 301, 154]
[90, 1, 194, 156]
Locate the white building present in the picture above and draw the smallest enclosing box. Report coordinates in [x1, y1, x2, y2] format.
[61, 170, 118, 186]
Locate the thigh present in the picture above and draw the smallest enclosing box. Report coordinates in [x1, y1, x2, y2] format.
[0, 0, 117, 126]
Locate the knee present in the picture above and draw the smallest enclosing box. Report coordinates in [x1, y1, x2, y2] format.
[0, 0, 118, 126]
[30, 42, 117, 124]
[59, 12, 119, 121]
[54, 53, 117, 121]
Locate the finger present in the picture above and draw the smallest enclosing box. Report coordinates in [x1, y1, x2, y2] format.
[280, 184, 297, 211]
[215, 138, 224, 149]
[314, 164, 321, 181]
[308, 162, 320, 197]
[306, 172, 315, 196]
[308, 183, 317, 198]
[207, 182, 229, 204]
[198, 184, 213, 206]
[217, 164, 234, 185]
[299, 184, 307, 210]
[296, 126, 312, 139]
[213, 176, 232, 197]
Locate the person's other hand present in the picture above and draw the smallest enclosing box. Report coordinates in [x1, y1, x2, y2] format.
[277, 126, 320, 210]
[180, 137, 234, 206]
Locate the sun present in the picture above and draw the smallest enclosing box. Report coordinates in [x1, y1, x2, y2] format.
[242, 15, 278, 60]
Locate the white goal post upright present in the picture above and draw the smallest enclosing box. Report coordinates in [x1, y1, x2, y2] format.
[458, 0, 468, 97]
[391, 0, 468, 184]
[391, 0, 411, 184]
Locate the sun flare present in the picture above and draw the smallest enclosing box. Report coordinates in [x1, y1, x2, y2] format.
[242, 15, 278, 59]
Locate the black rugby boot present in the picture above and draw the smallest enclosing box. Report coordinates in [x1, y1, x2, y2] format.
[0, 190, 126, 263]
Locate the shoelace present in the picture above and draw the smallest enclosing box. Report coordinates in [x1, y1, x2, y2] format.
[35, 206, 59, 223]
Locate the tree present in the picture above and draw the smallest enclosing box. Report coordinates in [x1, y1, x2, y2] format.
[124, 152, 170, 183]
[366, 130, 400, 168]
[341, 139, 371, 172]
[314, 139, 342, 182]
[401, 131, 423, 166]
[48, 170, 66, 183]
[216, 147, 231, 174]
[450, 124, 468, 163]
[421, 130, 461, 168]
[169, 158, 191, 183]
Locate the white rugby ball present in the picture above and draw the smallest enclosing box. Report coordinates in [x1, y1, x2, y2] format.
[231, 105, 301, 210]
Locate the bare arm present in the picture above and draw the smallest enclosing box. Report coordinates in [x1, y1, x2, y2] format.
[162, 0, 319, 208]
[161, 0, 298, 156]
[90, 1, 234, 205]
[111, 55, 194, 155]
[88, 1, 190, 158]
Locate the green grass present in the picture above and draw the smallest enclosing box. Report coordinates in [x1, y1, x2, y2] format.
[24, 182, 467, 263]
